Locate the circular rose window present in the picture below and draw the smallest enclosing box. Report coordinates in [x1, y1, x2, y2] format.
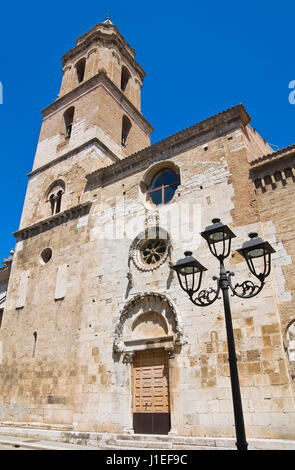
[140, 239, 167, 266]
[131, 236, 169, 272]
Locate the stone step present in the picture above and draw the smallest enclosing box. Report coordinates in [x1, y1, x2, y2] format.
[117, 433, 170, 442]
[105, 438, 172, 450]
[116, 439, 172, 449]
[102, 443, 228, 450]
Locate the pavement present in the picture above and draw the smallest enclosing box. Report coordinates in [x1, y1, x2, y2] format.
[0, 435, 98, 450]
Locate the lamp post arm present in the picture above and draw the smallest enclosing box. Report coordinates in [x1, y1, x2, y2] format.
[227, 272, 264, 299]
[188, 275, 221, 307]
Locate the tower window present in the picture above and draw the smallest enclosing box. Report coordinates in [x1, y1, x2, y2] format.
[122, 115, 132, 146]
[146, 169, 180, 206]
[76, 58, 86, 83]
[47, 181, 65, 215]
[64, 107, 75, 139]
[55, 190, 63, 213]
[121, 66, 130, 92]
[33, 331, 37, 357]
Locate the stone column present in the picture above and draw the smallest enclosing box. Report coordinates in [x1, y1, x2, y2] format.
[168, 352, 180, 436]
[122, 351, 135, 434]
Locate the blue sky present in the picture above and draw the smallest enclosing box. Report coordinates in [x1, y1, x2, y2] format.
[0, 0, 294, 262]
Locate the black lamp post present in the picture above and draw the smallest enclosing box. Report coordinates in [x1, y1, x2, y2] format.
[171, 219, 275, 451]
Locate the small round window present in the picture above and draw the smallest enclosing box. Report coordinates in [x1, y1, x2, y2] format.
[41, 248, 52, 264]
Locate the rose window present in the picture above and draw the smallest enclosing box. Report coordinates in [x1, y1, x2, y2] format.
[140, 239, 167, 266]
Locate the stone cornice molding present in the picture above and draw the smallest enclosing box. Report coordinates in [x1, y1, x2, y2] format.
[27, 137, 120, 178]
[87, 104, 251, 187]
[14, 201, 92, 241]
[41, 71, 153, 136]
[250, 144, 295, 171]
[61, 24, 145, 80]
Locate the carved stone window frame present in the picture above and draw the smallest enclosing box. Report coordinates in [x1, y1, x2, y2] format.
[129, 226, 172, 273]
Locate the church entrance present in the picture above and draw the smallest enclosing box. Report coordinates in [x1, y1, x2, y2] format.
[132, 348, 171, 435]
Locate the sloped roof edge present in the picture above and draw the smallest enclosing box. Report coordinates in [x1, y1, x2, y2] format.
[87, 103, 251, 184]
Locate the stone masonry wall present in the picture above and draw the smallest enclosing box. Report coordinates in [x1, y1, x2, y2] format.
[1, 126, 295, 439]
[252, 156, 295, 394]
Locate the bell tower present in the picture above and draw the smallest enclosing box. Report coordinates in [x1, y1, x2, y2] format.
[18, 18, 153, 230]
[32, 17, 153, 173]
[59, 17, 145, 110]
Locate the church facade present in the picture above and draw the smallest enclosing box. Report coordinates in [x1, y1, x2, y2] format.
[0, 18, 295, 447]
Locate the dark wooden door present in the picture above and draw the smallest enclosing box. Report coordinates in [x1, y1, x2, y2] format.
[133, 348, 171, 435]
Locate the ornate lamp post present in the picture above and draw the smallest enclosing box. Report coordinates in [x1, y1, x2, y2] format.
[171, 218, 275, 451]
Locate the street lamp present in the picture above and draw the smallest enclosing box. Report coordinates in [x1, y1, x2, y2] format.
[171, 219, 275, 451]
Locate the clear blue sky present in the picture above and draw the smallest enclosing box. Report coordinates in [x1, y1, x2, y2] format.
[0, 0, 294, 262]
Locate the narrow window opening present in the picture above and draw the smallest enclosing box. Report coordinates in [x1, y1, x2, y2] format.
[76, 58, 86, 83]
[0, 309, 3, 328]
[49, 194, 55, 215]
[122, 115, 132, 146]
[33, 331, 37, 357]
[64, 107, 75, 139]
[121, 66, 130, 92]
[55, 190, 63, 214]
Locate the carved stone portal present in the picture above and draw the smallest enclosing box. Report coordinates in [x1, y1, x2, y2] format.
[113, 292, 183, 362]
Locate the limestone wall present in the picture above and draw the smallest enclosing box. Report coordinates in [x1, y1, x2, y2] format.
[1, 125, 295, 439]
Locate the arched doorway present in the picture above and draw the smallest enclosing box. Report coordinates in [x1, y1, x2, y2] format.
[113, 292, 183, 435]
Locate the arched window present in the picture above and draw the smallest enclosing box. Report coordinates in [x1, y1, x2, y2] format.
[121, 115, 132, 146]
[47, 181, 65, 215]
[121, 65, 130, 92]
[146, 169, 180, 206]
[64, 107, 75, 139]
[76, 58, 86, 83]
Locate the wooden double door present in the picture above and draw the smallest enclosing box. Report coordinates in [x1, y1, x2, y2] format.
[132, 348, 171, 435]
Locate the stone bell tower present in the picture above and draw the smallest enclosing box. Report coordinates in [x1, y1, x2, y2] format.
[33, 17, 153, 171]
[19, 17, 153, 230]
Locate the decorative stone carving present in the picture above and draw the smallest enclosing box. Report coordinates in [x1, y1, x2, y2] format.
[113, 292, 183, 359]
[112, 50, 121, 64]
[129, 226, 172, 272]
[126, 271, 134, 288]
[87, 47, 97, 58]
[144, 210, 159, 227]
[123, 351, 135, 363]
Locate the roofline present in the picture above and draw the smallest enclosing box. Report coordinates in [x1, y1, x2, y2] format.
[86, 103, 251, 185]
[41, 71, 153, 134]
[250, 143, 295, 171]
[61, 23, 145, 80]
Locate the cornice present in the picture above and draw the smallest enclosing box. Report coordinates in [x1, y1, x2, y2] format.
[250, 143, 295, 171]
[61, 25, 145, 80]
[41, 71, 153, 135]
[0, 257, 12, 283]
[27, 137, 120, 178]
[14, 201, 92, 241]
[86, 104, 251, 186]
